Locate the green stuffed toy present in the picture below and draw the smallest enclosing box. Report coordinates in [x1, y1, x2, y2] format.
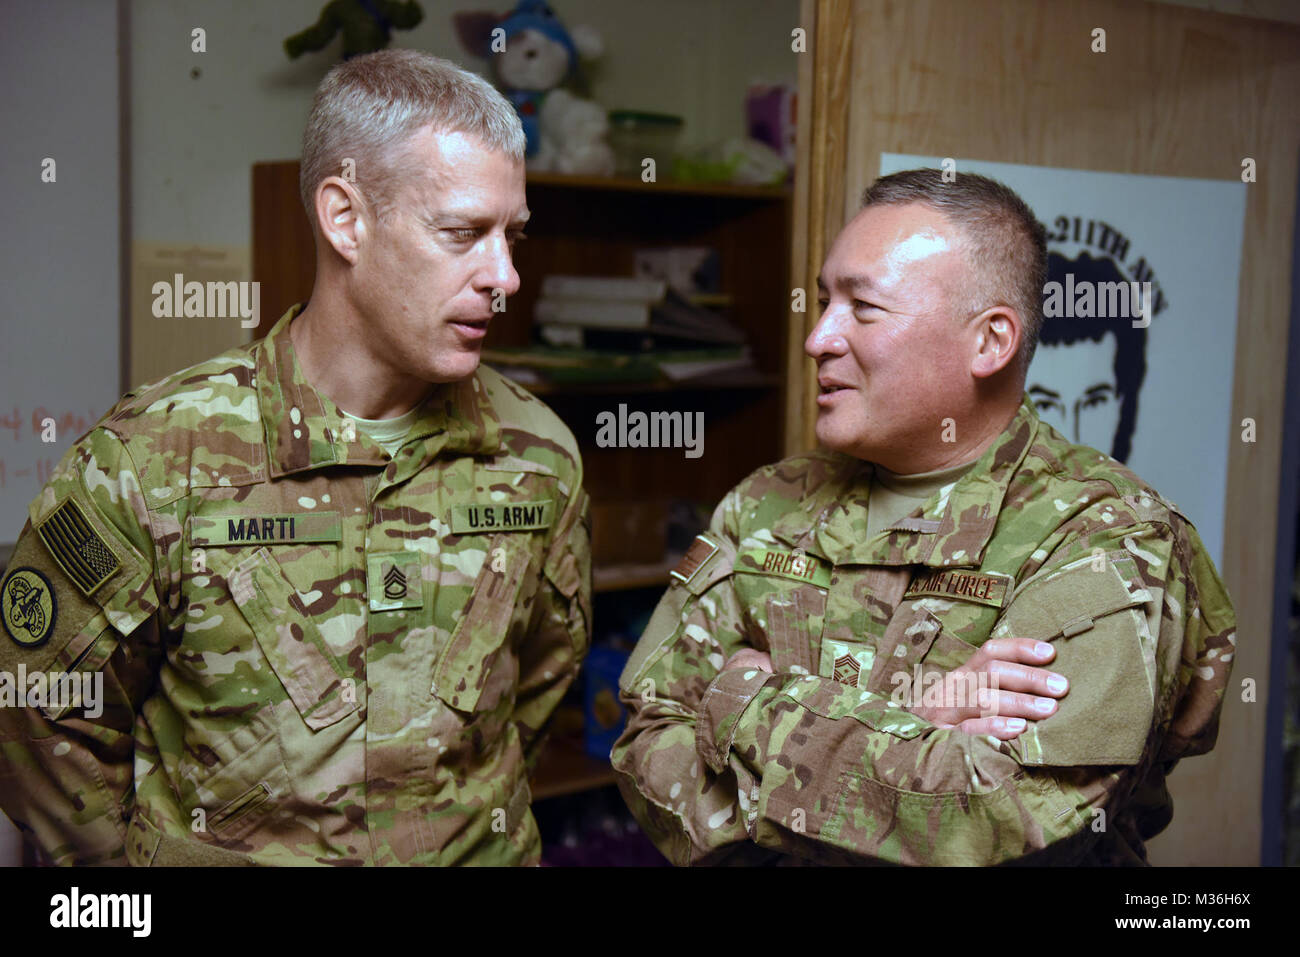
[285, 0, 424, 61]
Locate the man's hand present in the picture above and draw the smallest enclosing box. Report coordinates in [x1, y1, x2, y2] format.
[911, 637, 1068, 740]
[722, 648, 773, 673]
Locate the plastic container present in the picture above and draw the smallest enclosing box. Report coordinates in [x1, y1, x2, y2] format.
[607, 110, 684, 179]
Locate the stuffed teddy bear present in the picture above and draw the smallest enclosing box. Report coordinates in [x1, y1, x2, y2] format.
[454, 1, 615, 176]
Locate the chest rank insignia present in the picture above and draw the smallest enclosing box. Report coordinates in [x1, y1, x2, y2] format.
[820, 639, 874, 689]
[904, 569, 1012, 609]
[367, 552, 423, 612]
[832, 653, 862, 686]
[383, 564, 407, 600]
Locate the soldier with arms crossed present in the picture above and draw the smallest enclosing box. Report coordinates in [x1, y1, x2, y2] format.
[0, 50, 591, 865]
[613, 169, 1234, 865]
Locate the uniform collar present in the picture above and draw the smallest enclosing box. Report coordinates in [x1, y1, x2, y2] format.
[254, 304, 502, 478]
[784, 396, 1039, 568]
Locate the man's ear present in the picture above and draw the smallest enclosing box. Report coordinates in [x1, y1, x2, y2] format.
[970, 306, 1021, 378]
[313, 176, 367, 266]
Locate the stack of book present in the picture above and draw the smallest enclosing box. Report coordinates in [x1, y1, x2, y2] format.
[484, 275, 754, 386]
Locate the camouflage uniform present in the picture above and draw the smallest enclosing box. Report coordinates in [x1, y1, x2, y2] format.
[613, 397, 1234, 865]
[0, 304, 591, 865]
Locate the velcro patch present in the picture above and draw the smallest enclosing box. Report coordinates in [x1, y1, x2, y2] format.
[736, 547, 831, 588]
[190, 513, 342, 546]
[670, 535, 719, 586]
[904, 569, 1011, 608]
[819, 639, 873, 689]
[450, 501, 553, 534]
[2, 567, 57, 647]
[36, 498, 121, 596]
[367, 552, 424, 612]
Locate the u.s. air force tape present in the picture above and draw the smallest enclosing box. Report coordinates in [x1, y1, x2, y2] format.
[904, 569, 1012, 608]
[450, 501, 552, 534]
[36, 498, 121, 596]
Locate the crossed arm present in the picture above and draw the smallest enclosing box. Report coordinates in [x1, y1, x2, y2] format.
[612, 523, 1177, 866]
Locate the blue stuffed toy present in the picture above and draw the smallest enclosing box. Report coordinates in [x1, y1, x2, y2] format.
[455, 1, 615, 174]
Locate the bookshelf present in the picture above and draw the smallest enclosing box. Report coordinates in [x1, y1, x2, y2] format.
[252, 164, 794, 798]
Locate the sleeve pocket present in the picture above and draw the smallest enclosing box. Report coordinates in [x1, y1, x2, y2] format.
[998, 552, 1156, 767]
[39, 625, 119, 721]
[822, 770, 1024, 865]
[0, 489, 157, 679]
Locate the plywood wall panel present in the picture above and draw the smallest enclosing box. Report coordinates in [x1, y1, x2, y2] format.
[792, 0, 1300, 863]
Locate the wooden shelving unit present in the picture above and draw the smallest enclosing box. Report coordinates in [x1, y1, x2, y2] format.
[593, 560, 675, 593]
[509, 371, 781, 397]
[523, 170, 790, 200]
[530, 736, 621, 800]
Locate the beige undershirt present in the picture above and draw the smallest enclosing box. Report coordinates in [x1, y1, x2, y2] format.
[866, 458, 979, 539]
[342, 405, 420, 458]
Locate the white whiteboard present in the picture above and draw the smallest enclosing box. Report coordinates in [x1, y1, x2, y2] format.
[0, 0, 122, 543]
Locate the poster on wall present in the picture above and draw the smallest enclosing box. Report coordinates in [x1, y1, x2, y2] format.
[880, 154, 1248, 566]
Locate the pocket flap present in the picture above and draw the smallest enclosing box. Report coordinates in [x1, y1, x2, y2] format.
[865, 609, 943, 693]
[998, 553, 1157, 767]
[228, 548, 358, 730]
[995, 552, 1150, 642]
[432, 534, 529, 713]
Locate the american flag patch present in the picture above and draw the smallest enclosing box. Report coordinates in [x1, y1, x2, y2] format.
[36, 498, 120, 596]
[670, 535, 719, 586]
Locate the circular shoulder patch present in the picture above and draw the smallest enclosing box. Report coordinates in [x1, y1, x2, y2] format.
[2, 567, 57, 648]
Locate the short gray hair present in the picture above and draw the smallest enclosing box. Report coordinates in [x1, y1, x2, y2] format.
[299, 49, 526, 224]
[861, 169, 1047, 376]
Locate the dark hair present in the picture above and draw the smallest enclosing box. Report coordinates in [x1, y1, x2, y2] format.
[1038, 250, 1147, 462]
[861, 169, 1048, 375]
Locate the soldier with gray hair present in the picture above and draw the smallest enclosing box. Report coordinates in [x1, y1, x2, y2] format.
[0, 50, 591, 865]
[613, 168, 1234, 865]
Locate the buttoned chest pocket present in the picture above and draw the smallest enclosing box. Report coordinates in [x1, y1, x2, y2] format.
[432, 532, 533, 714]
[227, 547, 360, 730]
[732, 550, 830, 676]
[762, 587, 826, 675]
[185, 510, 357, 733]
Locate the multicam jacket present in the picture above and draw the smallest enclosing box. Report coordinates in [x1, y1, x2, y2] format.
[613, 397, 1234, 865]
[0, 305, 591, 865]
